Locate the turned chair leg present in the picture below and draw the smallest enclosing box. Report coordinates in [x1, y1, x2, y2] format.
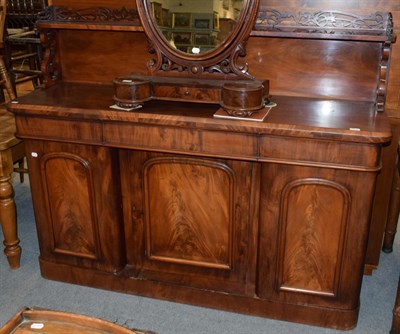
[0, 56, 16, 101]
[0, 149, 22, 269]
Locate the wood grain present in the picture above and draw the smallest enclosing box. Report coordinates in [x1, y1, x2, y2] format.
[119, 151, 257, 294]
[257, 163, 376, 311]
[47, 0, 400, 112]
[144, 157, 233, 269]
[278, 179, 349, 296]
[24, 141, 126, 273]
[6, 0, 396, 329]
[41, 152, 99, 259]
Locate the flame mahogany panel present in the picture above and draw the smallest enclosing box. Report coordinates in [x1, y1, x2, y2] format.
[119, 150, 258, 295]
[143, 157, 234, 269]
[41, 152, 100, 260]
[277, 179, 349, 297]
[24, 140, 126, 273]
[257, 163, 376, 311]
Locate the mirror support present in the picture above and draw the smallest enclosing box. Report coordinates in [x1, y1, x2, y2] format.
[113, 0, 268, 118]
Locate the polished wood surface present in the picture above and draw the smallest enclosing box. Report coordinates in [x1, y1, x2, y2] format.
[39, 16, 387, 103]
[0, 308, 142, 334]
[38, 0, 400, 273]
[257, 0, 400, 114]
[47, 0, 400, 110]
[0, 108, 21, 269]
[8, 81, 391, 329]
[8, 0, 397, 329]
[262, 0, 400, 276]
[11, 83, 391, 144]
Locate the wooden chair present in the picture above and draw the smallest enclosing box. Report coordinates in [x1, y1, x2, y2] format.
[4, 0, 47, 93]
[0, 0, 16, 102]
[1, 0, 26, 183]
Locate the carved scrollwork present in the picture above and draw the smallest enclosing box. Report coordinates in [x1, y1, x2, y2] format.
[254, 9, 394, 40]
[148, 43, 252, 78]
[38, 6, 141, 25]
[40, 30, 60, 86]
[376, 41, 392, 112]
[206, 43, 250, 77]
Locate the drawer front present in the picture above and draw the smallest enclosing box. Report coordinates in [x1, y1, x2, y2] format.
[259, 135, 380, 170]
[15, 116, 102, 143]
[153, 83, 221, 103]
[103, 122, 258, 160]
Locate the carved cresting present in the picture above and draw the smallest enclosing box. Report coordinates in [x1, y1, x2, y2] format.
[37, 6, 141, 26]
[254, 10, 392, 35]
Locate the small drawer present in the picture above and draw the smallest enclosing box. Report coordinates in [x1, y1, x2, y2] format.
[153, 83, 221, 103]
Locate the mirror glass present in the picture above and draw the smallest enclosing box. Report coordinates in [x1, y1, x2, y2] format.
[149, 0, 243, 55]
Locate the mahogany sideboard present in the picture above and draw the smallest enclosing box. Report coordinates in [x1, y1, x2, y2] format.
[7, 2, 396, 330]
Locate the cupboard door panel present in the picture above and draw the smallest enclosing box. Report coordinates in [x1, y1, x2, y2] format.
[278, 179, 350, 297]
[25, 141, 126, 273]
[144, 157, 233, 270]
[258, 163, 376, 309]
[120, 151, 258, 295]
[42, 153, 99, 260]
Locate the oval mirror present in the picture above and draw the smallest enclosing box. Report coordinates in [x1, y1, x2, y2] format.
[148, 0, 243, 55]
[137, 0, 259, 77]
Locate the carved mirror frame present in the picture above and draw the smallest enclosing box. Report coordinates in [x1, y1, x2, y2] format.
[114, 0, 269, 118]
[137, 0, 260, 78]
